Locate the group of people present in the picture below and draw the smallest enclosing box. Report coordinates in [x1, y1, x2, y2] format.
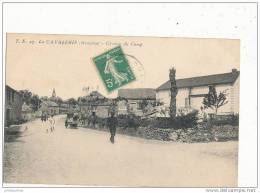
[76, 112, 98, 128]
[65, 111, 118, 144]
[41, 112, 55, 133]
[65, 112, 80, 128]
[41, 112, 49, 122]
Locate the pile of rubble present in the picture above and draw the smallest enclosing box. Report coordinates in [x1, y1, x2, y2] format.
[135, 125, 238, 143]
[211, 125, 239, 141]
[139, 127, 172, 141]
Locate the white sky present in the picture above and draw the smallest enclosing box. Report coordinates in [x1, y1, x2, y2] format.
[6, 34, 239, 100]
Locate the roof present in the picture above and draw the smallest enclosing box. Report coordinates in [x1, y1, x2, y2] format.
[81, 100, 112, 106]
[89, 91, 105, 98]
[81, 91, 110, 105]
[157, 70, 240, 91]
[118, 88, 156, 100]
[5, 85, 20, 95]
[83, 91, 105, 100]
[60, 103, 69, 107]
[41, 100, 59, 107]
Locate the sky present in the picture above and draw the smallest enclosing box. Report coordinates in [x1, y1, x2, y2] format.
[6, 33, 240, 100]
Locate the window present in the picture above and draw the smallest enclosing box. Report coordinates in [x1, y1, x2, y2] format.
[137, 102, 142, 110]
[185, 98, 189, 108]
[7, 89, 11, 102]
[12, 91, 15, 102]
[118, 101, 127, 111]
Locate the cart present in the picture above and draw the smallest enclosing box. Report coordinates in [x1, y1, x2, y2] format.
[65, 113, 79, 128]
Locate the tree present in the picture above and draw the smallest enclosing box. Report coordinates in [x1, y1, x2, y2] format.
[67, 98, 77, 106]
[140, 99, 149, 114]
[108, 99, 117, 116]
[55, 97, 63, 106]
[30, 94, 41, 111]
[19, 90, 42, 111]
[203, 86, 228, 115]
[169, 67, 178, 118]
[40, 96, 49, 101]
[80, 97, 87, 103]
[126, 101, 134, 115]
[19, 90, 32, 105]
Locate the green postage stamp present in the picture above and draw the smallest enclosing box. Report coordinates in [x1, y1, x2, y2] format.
[93, 46, 136, 92]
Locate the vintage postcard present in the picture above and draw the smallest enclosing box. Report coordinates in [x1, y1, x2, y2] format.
[4, 33, 239, 187]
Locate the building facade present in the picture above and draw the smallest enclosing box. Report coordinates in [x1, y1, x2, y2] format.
[5, 85, 23, 126]
[59, 103, 69, 114]
[117, 88, 156, 116]
[39, 101, 59, 115]
[79, 91, 111, 118]
[156, 69, 240, 115]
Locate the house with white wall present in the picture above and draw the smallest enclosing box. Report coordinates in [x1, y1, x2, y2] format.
[156, 69, 240, 115]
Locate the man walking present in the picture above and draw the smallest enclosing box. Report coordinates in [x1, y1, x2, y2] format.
[107, 112, 118, 143]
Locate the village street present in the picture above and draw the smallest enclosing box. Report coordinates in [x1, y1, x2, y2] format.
[4, 115, 238, 187]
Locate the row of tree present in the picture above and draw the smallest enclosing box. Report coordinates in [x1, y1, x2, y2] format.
[19, 91, 87, 111]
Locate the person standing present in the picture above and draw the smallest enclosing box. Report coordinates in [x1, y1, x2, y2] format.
[41, 112, 44, 122]
[107, 112, 118, 144]
[48, 114, 55, 133]
[65, 116, 68, 128]
[92, 112, 97, 128]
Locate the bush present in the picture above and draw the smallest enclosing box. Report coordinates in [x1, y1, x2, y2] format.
[91, 110, 199, 130]
[140, 110, 199, 129]
[117, 114, 141, 129]
[174, 110, 199, 128]
[96, 117, 107, 128]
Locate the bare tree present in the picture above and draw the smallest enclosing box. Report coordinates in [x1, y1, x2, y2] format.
[203, 86, 228, 115]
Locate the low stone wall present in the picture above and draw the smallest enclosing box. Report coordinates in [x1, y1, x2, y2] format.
[82, 122, 238, 143]
[140, 125, 238, 142]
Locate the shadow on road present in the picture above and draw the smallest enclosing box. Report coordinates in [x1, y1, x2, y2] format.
[4, 125, 25, 143]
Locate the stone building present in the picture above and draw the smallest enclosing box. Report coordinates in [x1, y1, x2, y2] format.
[5, 85, 23, 126]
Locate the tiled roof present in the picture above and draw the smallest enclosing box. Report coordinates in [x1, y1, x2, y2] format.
[118, 88, 156, 100]
[157, 70, 240, 91]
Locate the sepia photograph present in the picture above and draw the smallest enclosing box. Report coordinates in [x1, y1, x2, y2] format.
[3, 33, 240, 187]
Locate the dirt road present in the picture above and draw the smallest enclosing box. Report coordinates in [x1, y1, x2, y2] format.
[4, 115, 238, 187]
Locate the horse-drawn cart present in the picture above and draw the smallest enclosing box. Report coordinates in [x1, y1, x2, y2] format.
[65, 113, 80, 128]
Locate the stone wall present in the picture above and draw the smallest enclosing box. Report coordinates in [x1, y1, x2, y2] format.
[83, 121, 238, 143]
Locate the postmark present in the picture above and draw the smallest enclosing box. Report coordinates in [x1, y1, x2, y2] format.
[93, 46, 136, 92]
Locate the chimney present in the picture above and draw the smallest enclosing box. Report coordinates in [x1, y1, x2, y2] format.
[232, 68, 237, 73]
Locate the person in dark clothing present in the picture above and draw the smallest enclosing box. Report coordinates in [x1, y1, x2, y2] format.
[91, 112, 97, 128]
[65, 118, 68, 128]
[41, 113, 44, 122]
[107, 112, 118, 144]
